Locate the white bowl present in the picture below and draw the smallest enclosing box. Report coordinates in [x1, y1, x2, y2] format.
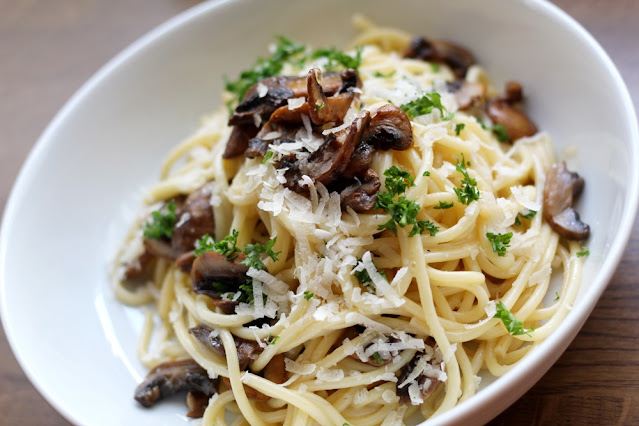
[1, 0, 637, 425]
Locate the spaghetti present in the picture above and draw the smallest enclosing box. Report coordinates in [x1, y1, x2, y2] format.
[113, 17, 587, 425]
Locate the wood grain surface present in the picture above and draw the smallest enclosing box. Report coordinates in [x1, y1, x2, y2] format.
[0, 1, 637, 424]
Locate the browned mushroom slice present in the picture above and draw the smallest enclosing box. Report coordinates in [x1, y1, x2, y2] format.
[543, 162, 590, 240]
[404, 36, 475, 78]
[191, 251, 249, 300]
[175, 250, 196, 273]
[263, 353, 286, 384]
[341, 169, 381, 213]
[189, 325, 263, 370]
[283, 112, 371, 192]
[307, 68, 355, 125]
[228, 77, 294, 126]
[123, 249, 154, 279]
[446, 80, 486, 111]
[172, 182, 216, 253]
[396, 355, 443, 404]
[283, 71, 344, 98]
[134, 359, 218, 409]
[485, 99, 537, 142]
[185, 391, 209, 418]
[362, 104, 413, 151]
[245, 121, 300, 159]
[223, 124, 259, 159]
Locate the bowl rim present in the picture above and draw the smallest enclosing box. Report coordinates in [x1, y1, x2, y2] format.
[1, 0, 637, 425]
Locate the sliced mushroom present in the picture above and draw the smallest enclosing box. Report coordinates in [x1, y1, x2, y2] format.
[172, 182, 216, 253]
[543, 162, 590, 240]
[175, 250, 196, 273]
[245, 121, 300, 159]
[485, 81, 537, 142]
[228, 77, 295, 127]
[134, 359, 218, 410]
[446, 80, 486, 111]
[191, 251, 249, 302]
[123, 249, 154, 280]
[396, 355, 442, 404]
[307, 68, 355, 125]
[263, 353, 286, 384]
[362, 104, 413, 151]
[404, 36, 475, 78]
[189, 325, 263, 370]
[340, 169, 381, 213]
[223, 124, 259, 159]
[283, 112, 371, 192]
[144, 237, 182, 260]
[185, 391, 209, 418]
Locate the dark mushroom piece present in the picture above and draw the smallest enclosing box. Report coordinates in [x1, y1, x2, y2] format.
[171, 182, 216, 253]
[543, 161, 590, 240]
[223, 125, 260, 159]
[446, 80, 486, 111]
[134, 359, 218, 414]
[396, 355, 443, 404]
[144, 237, 183, 261]
[485, 81, 537, 142]
[341, 169, 381, 213]
[123, 249, 154, 280]
[189, 325, 263, 370]
[228, 77, 295, 127]
[404, 36, 475, 79]
[362, 104, 413, 151]
[245, 121, 300, 159]
[191, 251, 249, 313]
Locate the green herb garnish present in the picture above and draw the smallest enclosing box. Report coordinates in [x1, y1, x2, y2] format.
[455, 123, 465, 136]
[430, 62, 441, 73]
[494, 301, 534, 336]
[513, 209, 537, 226]
[434, 201, 454, 210]
[262, 151, 274, 164]
[303, 291, 314, 301]
[225, 36, 306, 104]
[143, 200, 177, 240]
[400, 92, 453, 120]
[554, 292, 560, 301]
[486, 232, 513, 257]
[311, 46, 362, 71]
[353, 258, 388, 294]
[266, 333, 280, 345]
[477, 118, 510, 142]
[383, 166, 415, 197]
[242, 238, 280, 270]
[195, 230, 241, 258]
[453, 154, 480, 205]
[374, 70, 396, 78]
[576, 246, 590, 257]
[371, 353, 384, 364]
[423, 171, 431, 177]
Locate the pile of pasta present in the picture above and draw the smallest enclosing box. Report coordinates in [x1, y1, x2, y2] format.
[113, 17, 586, 426]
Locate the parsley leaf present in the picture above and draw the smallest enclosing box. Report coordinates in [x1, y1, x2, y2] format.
[237, 282, 255, 304]
[554, 292, 560, 301]
[311, 46, 362, 71]
[434, 201, 454, 210]
[143, 200, 177, 240]
[303, 291, 314, 301]
[576, 246, 590, 257]
[383, 165, 414, 197]
[262, 151, 274, 164]
[376, 167, 439, 237]
[430, 62, 441, 73]
[486, 232, 513, 256]
[400, 92, 454, 120]
[242, 238, 281, 270]
[513, 209, 537, 226]
[453, 154, 480, 205]
[225, 36, 306, 104]
[374, 70, 396, 78]
[353, 257, 387, 294]
[423, 171, 431, 177]
[371, 353, 384, 364]
[494, 301, 534, 336]
[455, 123, 465, 136]
[477, 118, 510, 142]
[194, 230, 241, 258]
[266, 333, 280, 345]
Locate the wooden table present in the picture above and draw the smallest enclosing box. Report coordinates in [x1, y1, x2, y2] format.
[0, 1, 637, 424]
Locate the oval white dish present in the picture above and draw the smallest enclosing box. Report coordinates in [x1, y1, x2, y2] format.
[1, 0, 637, 425]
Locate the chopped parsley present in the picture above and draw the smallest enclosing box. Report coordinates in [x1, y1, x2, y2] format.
[430, 62, 441, 73]
[486, 232, 513, 257]
[494, 301, 534, 336]
[576, 246, 590, 257]
[315, 102, 325, 111]
[554, 292, 560, 301]
[371, 353, 384, 364]
[455, 123, 465, 136]
[477, 118, 510, 142]
[225, 36, 306, 104]
[423, 171, 431, 177]
[195, 230, 241, 258]
[311, 46, 362, 71]
[374, 70, 396, 78]
[513, 209, 537, 226]
[303, 290, 314, 301]
[434, 201, 454, 210]
[376, 167, 439, 237]
[266, 333, 280, 345]
[237, 282, 255, 304]
[143, 200, 177, 240]
[400, 92, 453, 120]
[262, 151, 274, 164]
[453, 154, 480, 205]
[242, 238, 280, 270]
